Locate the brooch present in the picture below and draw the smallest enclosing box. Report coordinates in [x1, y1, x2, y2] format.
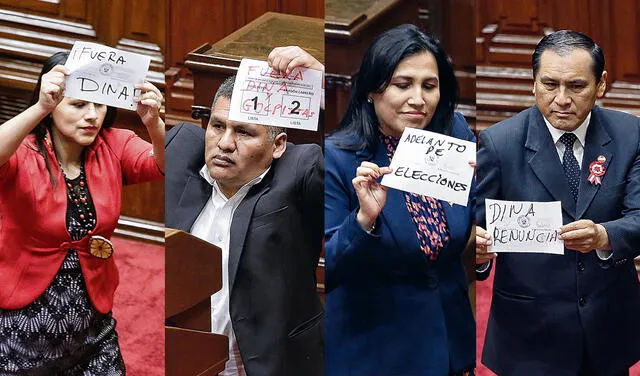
[587, 155, 606, 185]
[89, 235, 114, 259]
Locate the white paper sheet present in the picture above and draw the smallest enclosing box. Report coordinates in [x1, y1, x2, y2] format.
[64, 41, 151, 111]
[485, 199, 564, 254]
[228, 58, 322, 131]
[380, 128, 475, 206]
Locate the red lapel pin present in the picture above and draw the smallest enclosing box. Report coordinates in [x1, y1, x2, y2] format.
[587, 155, 606, 185]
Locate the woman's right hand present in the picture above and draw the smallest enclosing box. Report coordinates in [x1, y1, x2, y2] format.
[352, 161, 392, 231]
[38, 65, 70, 112]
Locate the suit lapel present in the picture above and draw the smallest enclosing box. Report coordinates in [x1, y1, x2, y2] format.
[525, 108, 577, 219]
[175, 174, 212, 232]
[576, 108, 613, 219]
[228, 175, 271, 293]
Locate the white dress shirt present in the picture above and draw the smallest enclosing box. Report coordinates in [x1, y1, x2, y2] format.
[542, 112, 590, 167]
[542, 113, 611, 260]
[190, 165, 270, 376]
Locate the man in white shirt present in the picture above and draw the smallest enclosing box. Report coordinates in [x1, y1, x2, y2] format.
[475, 30, 640, 376]
[165, 73, 324, 376]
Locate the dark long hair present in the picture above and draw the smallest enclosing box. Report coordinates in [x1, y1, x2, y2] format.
[330, 24, 459, 154]
[29, 51, 117, 186]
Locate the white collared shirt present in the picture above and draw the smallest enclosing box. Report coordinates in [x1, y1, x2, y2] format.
[542, 112, 591, 167]
[190, 165, 270, 376]
[542, 112, 611, 260]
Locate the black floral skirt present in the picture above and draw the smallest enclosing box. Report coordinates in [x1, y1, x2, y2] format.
[0, 250, 125, 375]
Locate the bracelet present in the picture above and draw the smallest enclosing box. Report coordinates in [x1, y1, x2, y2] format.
[366, 221, 376, 234]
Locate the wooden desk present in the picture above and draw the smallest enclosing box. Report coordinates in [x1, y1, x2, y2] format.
[165, 229, 229, 375]
[184, 12, 324, 146]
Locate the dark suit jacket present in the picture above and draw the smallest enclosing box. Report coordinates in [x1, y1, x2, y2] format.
[165, 122, 324, 376]
[477, 106, 640, 376]
[325, 113, 476, 376]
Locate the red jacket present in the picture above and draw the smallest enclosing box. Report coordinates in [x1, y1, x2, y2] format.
[0, 127, 162, 313]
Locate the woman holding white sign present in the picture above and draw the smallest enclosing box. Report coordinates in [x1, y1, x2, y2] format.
[324, 24, 476, 375]
[0, 51, 164, 374]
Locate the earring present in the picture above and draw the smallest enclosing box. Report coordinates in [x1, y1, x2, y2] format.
[367, 97, 373, 103]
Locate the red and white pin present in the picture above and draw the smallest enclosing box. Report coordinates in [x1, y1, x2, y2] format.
[587, 155, 606, 185]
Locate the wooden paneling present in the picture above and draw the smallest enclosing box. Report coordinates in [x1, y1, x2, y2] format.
[439, 0, 476, 128]
[0, 4, 97, 139]
[166, 0, 322, 68]
[0, 0, 166, 235]
[325, 0, 420, 133]
[166, 0, 475, 134]
[0, 0, 73, 18]
[325, 0, 476, 134]
[603, 1, 640, 115]
[476, 0, 640, 131]
[63, 0, 89, 21]
[165, 0, 323, 126]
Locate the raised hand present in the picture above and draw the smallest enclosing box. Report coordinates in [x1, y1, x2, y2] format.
[267, 46, 324, 75]
[133, 81, 165, 172]
[135, 81, 163, 128]
[38, 65, 70, 112]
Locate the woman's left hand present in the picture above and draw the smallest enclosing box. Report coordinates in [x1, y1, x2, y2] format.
[134, 81, 165, 172]
[135, 81, 163, 128]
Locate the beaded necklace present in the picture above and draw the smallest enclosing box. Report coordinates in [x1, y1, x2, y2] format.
[62, 163, 97, 234]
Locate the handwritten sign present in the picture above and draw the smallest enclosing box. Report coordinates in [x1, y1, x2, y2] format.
[380, 128, 475, 206]
[228, 58, 322, 131]
[485, 199, 564, 254]
[64, 42, 151, 111]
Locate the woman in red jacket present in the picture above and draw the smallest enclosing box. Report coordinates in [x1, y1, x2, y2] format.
[0, 51, 164, 374]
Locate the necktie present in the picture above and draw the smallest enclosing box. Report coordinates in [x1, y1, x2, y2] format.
[559, 133, 580, 201]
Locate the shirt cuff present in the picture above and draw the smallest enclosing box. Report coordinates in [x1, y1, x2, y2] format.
[596, 249, 613, 260]
[476, 261, 491, 273]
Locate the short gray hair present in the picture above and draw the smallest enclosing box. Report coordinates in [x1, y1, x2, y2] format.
[212, 75, 286, 141]
[212, 76, 236, 107]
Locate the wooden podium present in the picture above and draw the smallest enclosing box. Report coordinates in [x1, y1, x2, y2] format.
[184, 12, 324, 146]
[165, 229, 229, 376]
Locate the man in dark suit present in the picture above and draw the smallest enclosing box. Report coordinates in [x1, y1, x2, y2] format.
[165, 75, 323, 376]
[476, 30, 640, 376]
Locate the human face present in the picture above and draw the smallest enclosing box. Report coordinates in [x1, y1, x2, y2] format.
[370, 51, 440, 137]
[50, 98, 107, 146]
[204, 97, 286, 197]
[533, 49, 607, 131]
